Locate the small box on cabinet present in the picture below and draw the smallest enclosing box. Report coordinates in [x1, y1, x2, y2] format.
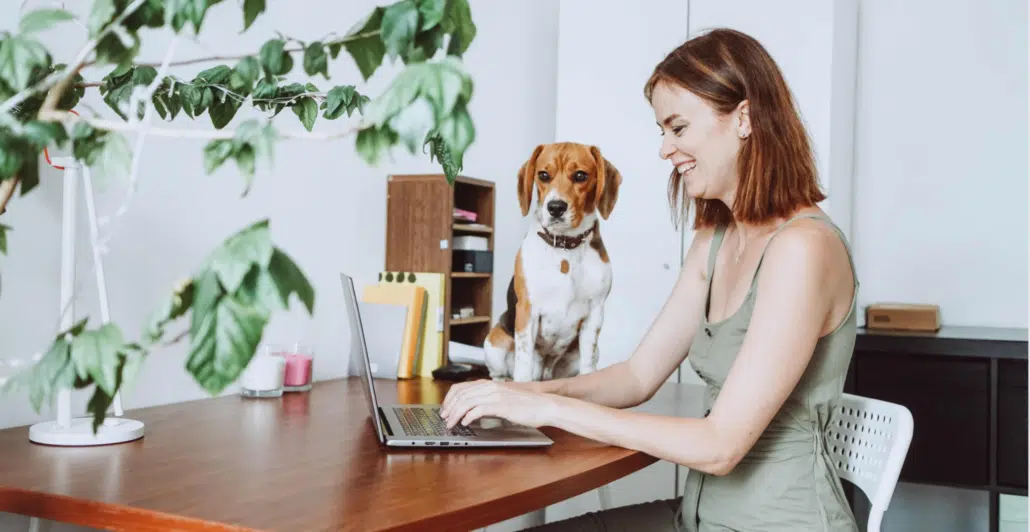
[865, 303, 941, 332]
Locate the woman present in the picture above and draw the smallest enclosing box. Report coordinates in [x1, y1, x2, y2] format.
[441, 27, 860, 532]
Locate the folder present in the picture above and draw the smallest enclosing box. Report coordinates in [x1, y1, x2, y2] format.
[361, 283, 427, 379]
[378, 271, 446, 378]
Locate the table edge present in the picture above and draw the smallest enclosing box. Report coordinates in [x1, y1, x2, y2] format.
[0, 447, 661, 532]
[0, 486, 258, 532]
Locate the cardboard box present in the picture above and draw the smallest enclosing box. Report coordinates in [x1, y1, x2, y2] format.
[865, 303, 941, 332]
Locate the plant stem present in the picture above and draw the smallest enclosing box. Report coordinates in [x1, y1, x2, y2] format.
[48, 110, 360, 141]
[124, 30, 381, 69]
[38, 0, 150, 117]
[0, 0, 147, 217]
[0, 179, 19, 216]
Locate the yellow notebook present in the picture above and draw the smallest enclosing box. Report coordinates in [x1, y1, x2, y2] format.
[378, 271, 446, 378]
[361, 283, 426, 379]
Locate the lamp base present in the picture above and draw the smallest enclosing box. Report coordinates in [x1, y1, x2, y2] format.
[28, 417, 145, 446]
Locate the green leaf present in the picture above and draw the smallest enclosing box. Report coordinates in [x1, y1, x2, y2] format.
[417, 0, 447, 30]
[143, 277, 194, 344]
[291, 97, 318, 132]
[195, 64, 231, 85]
[203, 139, 234, 173]
[21, 121, 68, 149]
[0, 223, 10, 255]
[204, 219, 274, 294]
[424, 130, 461, 183]
[209, 98, 240, 129]
[266, 248, 315, 314]
[355, 126, 398, 166]
[0, 35, 51, 91]
[18, 149, 39, 196]
[120, 347, 145, 395]
[94, 132, 132, 182]
[363, 58, 469, 127]
[88, 0, 117, 36]
[19, 8, 76, 35]
[441, 0, 476, 56]
[0, 134, 25, 180]
[233, 56, 260, 86]
[69, 324, 124, 396]
[186, 294, 268, 395]
[11, 334, 77, 413]
[86, 386, 113, 433]
[437, 100, 475, 159]
[189, 269, 224, 340]
[342, 7, 386, 81]
[242, 0, 265, 30]
[259, 39, 293, 79]
[303, 42, 329, 79]
[381, 0, 419, 60]
[323, 85, 368, 120]
[389, 96, 435, 152]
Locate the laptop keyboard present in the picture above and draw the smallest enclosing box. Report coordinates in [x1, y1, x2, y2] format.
[393, 407, 476, 437]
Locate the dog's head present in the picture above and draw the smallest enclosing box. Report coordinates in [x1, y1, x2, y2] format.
[517, 142, 622, 232]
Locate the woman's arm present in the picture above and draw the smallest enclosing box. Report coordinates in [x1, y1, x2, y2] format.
[467, 226, 843, 476]
[525, 229, 714, 409]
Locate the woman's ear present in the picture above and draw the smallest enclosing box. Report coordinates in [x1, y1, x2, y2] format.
[590, 146, 622, 219]
[736, 99, 751, 139]
[518, 145, 543, 216]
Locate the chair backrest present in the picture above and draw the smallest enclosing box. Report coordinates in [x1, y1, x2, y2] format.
[824, 393, 914, 532]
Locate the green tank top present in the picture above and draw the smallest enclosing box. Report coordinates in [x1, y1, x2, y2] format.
[676, 213, 861, 532]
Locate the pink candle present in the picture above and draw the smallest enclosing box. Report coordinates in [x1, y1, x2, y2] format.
[282, 352, 313, 392]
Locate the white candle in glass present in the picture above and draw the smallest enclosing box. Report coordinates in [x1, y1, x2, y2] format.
[240, 354, 286, 398]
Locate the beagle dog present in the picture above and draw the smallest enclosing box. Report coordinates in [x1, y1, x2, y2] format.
[484, 142, 621, 382]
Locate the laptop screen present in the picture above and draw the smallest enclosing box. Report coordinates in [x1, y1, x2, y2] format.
[340, 273, 386, 443]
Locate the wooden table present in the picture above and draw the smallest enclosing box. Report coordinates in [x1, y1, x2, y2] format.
[0, 377, 705, 531]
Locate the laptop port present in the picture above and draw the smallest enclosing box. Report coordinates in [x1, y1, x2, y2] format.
[424, 442, 436, 446]
[440, 442, 449, 446]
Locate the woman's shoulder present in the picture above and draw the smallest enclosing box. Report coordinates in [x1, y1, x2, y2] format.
[758, 212, 854, 292]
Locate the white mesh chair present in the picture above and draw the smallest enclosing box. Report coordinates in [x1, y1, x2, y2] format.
[825, 393, 914, 532]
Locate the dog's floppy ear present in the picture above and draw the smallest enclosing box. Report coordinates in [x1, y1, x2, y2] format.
[518, 145, 543, 217]
[590, 146, 622, 219]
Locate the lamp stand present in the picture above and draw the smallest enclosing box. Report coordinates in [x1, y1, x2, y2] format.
[28, 158, 145, 446]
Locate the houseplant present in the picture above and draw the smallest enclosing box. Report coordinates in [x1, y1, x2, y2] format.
[0, 0, 478, 431]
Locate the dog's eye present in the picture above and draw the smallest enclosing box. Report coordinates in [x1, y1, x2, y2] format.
[537, 171, 551, 182]
[573, 171, 588, 183]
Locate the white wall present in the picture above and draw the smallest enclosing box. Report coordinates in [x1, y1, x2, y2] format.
[0, 0, 559, 432]
[553, 0, 689, 378]
[851, 0, 1028, 329]
[849, 1, 1028, 531]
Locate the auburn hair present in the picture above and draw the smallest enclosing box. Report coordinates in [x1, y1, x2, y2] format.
[643, 28, 825, 229]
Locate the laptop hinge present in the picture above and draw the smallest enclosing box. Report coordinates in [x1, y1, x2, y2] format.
[378, 407, 394, 436]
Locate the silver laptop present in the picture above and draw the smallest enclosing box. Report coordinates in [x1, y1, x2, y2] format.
[341, 273, 553, 448]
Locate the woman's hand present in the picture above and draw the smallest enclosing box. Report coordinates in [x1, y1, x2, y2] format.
[440, 379, 559, 429]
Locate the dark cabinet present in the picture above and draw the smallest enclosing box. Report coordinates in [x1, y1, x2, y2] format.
[846, 326, 1027, 532]
[998, 359, 1028, 489]
[853, 352, 990, 487]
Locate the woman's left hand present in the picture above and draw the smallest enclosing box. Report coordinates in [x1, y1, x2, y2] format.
[440, 379, 559, 429]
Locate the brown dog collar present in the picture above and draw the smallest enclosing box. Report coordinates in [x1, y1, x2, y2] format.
[537, 226, 593, 250]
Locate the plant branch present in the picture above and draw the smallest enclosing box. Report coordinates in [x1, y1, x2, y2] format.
[125, 29, 381, 69]
[37, 0, 149, 117]
[47, 110, 361, 142]
[0, 179, 18, 216]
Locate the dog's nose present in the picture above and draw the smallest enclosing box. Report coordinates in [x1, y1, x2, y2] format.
[547, 200, 568, 218]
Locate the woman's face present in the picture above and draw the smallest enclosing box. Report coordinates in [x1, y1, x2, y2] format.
[651, 81, 750, 204]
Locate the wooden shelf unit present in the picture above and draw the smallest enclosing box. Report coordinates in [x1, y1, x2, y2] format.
[384, 174, 495, 367]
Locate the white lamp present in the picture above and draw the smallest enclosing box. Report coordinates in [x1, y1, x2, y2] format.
[27, 157, 144, 446]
